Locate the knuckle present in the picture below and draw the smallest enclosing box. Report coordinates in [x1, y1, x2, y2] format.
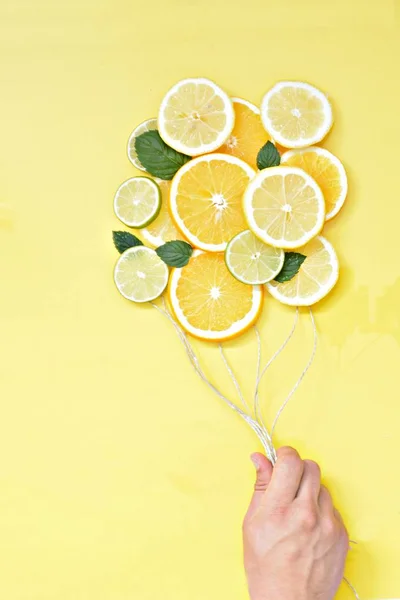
[285, 541, 302, 562]
[254, 481, 269, 492]
[278, 446, 301, 462]
[298, 506, 318, 531]
[323, 517, 338, 539]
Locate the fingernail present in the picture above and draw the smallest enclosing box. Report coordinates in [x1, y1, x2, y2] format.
[251, 454, 260, 470]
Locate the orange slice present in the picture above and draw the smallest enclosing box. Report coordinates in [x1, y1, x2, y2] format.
[170, 154, 255, 252]
[168, 251, 263, 341]
[281, 147, 348, 221]
[218, 98, 271, 169]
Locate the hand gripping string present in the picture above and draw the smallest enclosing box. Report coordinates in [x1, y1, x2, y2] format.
[152, 300, 361, 599]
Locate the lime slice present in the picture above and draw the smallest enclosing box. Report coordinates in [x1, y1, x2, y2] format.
[114, 246, 169, 303]
[114, 177, 161, 228]
[225, 230, 284, 285]
[127, 118, 158, 170]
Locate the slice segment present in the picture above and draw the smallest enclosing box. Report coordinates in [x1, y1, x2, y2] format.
[244, 166, 325, 249]
[225, 230, 284, 284]
[281, 147, 348, 220]
[127, 118, 158, 171]
[261, 81, 333, 149]
[266, 236, 339, 306]
[114, 177, 161, 228]
[114, 246, 169, 303]
[218, 98, 271, 169]
[170, 153, 255, 252]
[158, 78, 235, 156]
[168, 251, 263, 341]
[141, 180, 185, 247]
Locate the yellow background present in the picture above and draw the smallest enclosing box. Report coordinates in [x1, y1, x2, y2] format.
[1, 1, 399, 598]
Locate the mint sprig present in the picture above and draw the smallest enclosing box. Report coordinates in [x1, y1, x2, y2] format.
[135, 130, 191, 180]
[156, 240, 193, 268]
[274, 252, 306, 283]
[113, 231, 143, 254]
[257, 141, 281, 170]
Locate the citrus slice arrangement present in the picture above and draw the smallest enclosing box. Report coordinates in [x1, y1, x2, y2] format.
[111, 75, 347, 360]
[111, 74, 348, 347]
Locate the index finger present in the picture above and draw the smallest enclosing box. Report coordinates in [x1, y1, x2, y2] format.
[263, 447, 304, 509]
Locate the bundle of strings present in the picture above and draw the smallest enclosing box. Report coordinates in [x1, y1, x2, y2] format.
[151, 297, 360, 600]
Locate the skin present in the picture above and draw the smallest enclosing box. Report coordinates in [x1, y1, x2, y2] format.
[243, 447, 349, 600]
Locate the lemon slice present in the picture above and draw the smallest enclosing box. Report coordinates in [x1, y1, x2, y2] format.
[281, 147, 348, 221]
[266, 236, 339, 306]
[140, 180, 184, 247]
[170, 153, 255, 252]
[225, 230, 284, 285]
[168, 251, 263, 341]
[243, 166, 325, 249]
[114, 177, 161, 228]
[127, 118, 158, 171]
[114, 246, 169, 303]
[158, 78, 235, 156]
[261, 82, 333, 149]
[218, 98, 272, 169]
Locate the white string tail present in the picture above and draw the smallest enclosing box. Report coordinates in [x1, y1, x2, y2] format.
[343, 577, 361, 600]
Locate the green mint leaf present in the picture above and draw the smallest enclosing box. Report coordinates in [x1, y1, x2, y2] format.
[274, 252, 306, 283]
[156, 240, 193, 268]
[135, 130, 191, 180]
[113, 230, 143, 254]
[257, 141, 281, 170]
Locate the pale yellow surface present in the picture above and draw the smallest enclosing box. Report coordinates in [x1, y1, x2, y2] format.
[0, 1, 399, 599]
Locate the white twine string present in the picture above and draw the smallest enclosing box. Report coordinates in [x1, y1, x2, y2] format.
[151, 300, 275, 462]
[218, 343, 250, 413]
[151, 299, 360, 600]
[254, 309, 299, 460]
[271, 308, 318, 438]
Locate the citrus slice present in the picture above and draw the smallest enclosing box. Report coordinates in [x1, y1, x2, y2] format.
[114, 177, 161, 228]
[225, 230, 284, 285]
[158, 78, 235, 156]
[218, 98, 271, 169]
[243, 166, 325, 249]
[170, 154, 255, 252]
[281, 147, 348, 221]
[140, 179, 184, 246]
[168, 251, 263, 341]
[114, 246, 169, 303]
[266, 236, 339, 306]
[127, 118, 158, 171]
[261, 81, 333, 149]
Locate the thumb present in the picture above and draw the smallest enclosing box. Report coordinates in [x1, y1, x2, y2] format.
[245, 453, 273, 519]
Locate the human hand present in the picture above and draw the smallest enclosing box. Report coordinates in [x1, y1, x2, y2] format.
[243, 447, 349, 600]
